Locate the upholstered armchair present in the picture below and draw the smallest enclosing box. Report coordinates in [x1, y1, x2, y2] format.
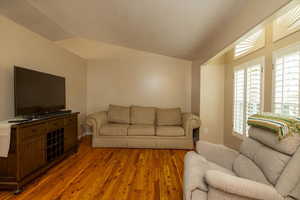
[184, 127, 300, 200]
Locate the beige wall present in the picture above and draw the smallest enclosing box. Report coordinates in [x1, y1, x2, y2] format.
[200, 56, 225, 144]
[86, 52, 192, 114]
[191, 60, 201, 115]
[0, 16, 87, 133]
[224, 21, 300, 150]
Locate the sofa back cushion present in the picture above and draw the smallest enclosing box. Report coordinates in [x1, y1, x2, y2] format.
[156, 108, 182, 126]
[130, 106, 155, 125]
[108, 104, 130, 124]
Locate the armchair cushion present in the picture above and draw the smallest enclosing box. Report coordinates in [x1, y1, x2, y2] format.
[208, 188, 253, 200]
[248, 127, 300, 156]
[239, 137, 291, 185]
[156, 108, 182, 126]
[184, 152, 235, 200]
[205, 170, 284, 200]
[233, 155, 270, 185]
[108, 104, 130, 124]
[196, 141, 239, 170]
[290, 181, 300, 200]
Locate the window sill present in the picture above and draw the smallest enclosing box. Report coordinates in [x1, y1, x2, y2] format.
[232, 131, 246, 140]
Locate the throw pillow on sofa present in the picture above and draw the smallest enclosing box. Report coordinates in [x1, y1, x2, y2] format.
[108, 104, 130, 124]
[157, 108, 182, 126]
[131, 106, 155, 125]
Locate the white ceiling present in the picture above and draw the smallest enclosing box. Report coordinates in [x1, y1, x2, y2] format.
[0, 0, 245, 60]
[0, 0, 291, 60]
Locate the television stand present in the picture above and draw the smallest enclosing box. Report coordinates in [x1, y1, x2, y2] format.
[0, 112, 79, 193]
[8, 119, 30, 123]
[22, 110, 72, 121]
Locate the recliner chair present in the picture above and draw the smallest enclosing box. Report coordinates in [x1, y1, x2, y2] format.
[184, 126, 300, 200]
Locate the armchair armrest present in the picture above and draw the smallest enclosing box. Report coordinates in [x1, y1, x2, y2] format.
[205, 170, 283, 200]
[86, 111, 108, 137]
[196, 141, 239, 170]
[182, 113, 201, 137]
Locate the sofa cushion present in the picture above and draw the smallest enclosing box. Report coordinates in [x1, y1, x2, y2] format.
[108, 104, 130, 124]
[130, 106, 155, 125]
[156, 108, 182, 126]
[184, 151, 235, 200]
[156, 126, 184, 137]
[128, 125, 155, 136]
[100, 123, 129, 136]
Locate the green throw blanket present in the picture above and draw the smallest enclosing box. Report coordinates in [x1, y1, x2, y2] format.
[247, 113, 300, 140]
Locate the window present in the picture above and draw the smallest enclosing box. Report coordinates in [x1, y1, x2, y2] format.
[273, 45, 300, 116]
[273, 3, 300, 41]
[233, 58, 264, 135]
[234, 29, 265, 58]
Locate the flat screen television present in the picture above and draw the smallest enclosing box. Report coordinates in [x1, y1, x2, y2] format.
[14, 66, 66, 117]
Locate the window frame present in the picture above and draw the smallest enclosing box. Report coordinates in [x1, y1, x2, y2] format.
[232, 57, 265, 137]
[272, 42, 300, 116]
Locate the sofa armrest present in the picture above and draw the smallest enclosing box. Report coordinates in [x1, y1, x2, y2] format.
[182, 113, 201, 137]
[196, 141, 239, 170]
[86, 111, 108, 137]
[205, 170, 283, 200]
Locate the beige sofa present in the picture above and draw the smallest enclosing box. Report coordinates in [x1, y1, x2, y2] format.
[86, 105, 201, 149]
[184, 126, 300, 200]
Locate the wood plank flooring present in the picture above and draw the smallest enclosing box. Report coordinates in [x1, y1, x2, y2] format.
[0, 137, 187, 200]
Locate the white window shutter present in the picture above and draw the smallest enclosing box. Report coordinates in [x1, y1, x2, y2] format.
[233, 70, 245, 135]
[273, 3, 300, 41]
[233, 58, 263, 136]
[246, 65, 262, 134]
[273, 48, 300, 116]
[234, 29, 265, 58]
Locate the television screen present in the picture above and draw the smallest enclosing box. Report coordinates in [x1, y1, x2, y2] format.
[14, 66, 66, 116]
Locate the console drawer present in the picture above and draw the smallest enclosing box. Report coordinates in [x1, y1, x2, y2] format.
[64, 116, 77, 126]
[48, 119, 64, 132]
[20, 124, 47, 140]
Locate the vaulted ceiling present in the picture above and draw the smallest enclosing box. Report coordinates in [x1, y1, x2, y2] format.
[0, 0, 291, 61]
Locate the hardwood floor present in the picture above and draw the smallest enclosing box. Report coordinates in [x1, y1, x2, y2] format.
[0, 137, 187, 200]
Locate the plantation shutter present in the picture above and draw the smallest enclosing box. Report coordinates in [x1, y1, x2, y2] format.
[246, 64, 262, 134]
[273, 48, 300, 116]
[233, 70, 245, 134]
[234, 29, 265, 58]
[233, 58, 263, 135]
[273, 3, 300, 41]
